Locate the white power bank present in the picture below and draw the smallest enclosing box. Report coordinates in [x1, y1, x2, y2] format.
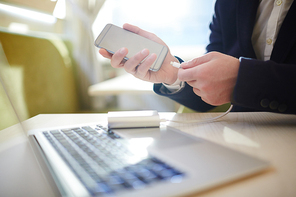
[108, 110, 160, 129]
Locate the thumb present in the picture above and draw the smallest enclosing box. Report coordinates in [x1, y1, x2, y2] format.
[123, 23, 155, 40]
[123, 23, 140, 34]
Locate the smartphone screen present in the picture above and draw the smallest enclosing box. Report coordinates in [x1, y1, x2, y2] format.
[94, 24, 168, 72]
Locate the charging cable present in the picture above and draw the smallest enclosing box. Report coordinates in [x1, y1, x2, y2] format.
[161, 104, 233, 124]
[161, 61, 233, 124]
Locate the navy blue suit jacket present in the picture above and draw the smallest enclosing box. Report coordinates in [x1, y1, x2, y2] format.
[154, 0, 296, 114]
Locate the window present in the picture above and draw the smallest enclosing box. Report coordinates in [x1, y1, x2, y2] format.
[92, 0, 215, 61]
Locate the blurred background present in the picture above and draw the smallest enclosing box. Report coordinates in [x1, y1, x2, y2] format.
[0, 0, 215, 130]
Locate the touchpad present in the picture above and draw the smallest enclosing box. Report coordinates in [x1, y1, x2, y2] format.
[114, 127, 202, 150]
[152, 128, 200, 149]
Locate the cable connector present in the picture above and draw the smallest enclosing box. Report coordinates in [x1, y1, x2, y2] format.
[170, 61, 182, 68]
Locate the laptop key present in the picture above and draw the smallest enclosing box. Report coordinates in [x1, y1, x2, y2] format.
[43, 126, 185, 196]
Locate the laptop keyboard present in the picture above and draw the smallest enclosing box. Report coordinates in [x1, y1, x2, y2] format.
[42, 125, 184, 196]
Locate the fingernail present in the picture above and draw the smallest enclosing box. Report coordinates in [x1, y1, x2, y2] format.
[141, 48, 149, 56]
[120, 47, 127, 54]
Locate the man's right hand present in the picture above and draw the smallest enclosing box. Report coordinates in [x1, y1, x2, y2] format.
[99, 23, 180, 85]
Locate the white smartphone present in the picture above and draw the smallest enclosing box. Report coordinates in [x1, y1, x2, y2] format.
[94, 24, 168, 72]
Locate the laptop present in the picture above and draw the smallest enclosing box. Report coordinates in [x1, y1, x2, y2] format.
[0, 45, 270, 197]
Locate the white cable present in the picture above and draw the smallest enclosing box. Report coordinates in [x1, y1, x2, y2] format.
[168, 61, 233, 124]
[161, 104, 233, 124]
[170, 61, 182, 68]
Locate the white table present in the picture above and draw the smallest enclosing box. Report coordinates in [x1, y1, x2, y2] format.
[1, 112, 296, 196]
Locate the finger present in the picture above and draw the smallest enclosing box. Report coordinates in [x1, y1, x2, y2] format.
[186, 80, 203, 97]
[110, 47, 128, 68]
[192, 88, 211, 105]
[186, 80, 197, 88]
[192, 87, 201, 97]
[178, 67, 201, 82]
[187, 81, 203, 96]
[123, 23, 156, 41]
[124, 49, 150, 74]
[99, 48, 113, 59]
[136, 53, 157, 77]
[181, 52, 215, 69]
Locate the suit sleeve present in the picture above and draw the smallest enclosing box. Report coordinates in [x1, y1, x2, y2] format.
[232, 58, 296, 114]
[153, 82, 215, 112]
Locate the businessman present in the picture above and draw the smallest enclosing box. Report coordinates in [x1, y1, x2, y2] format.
[99, 0, 296, 114]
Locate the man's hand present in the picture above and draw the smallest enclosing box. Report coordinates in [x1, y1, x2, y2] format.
[99, 23, 179, 85]
[178, 52, 240, 106]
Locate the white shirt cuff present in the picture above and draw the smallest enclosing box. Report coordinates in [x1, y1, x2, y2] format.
[162, 78, 185, 93]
